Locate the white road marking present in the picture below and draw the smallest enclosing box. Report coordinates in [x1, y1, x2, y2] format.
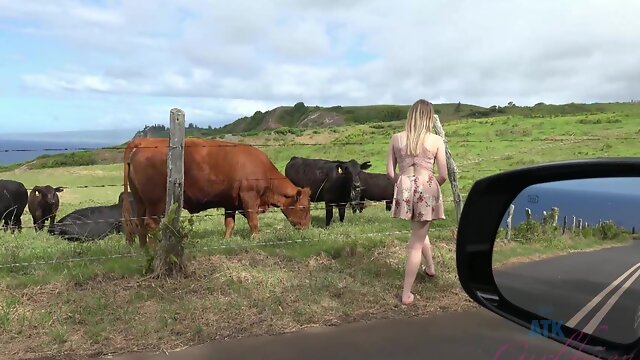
[565, 261, 640, 327]
[582, 266, 640, 334]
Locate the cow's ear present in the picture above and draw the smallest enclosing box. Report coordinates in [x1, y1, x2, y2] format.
[360, 161, 372, 170]
[32, 186, 42, 195]
[54, 186, 64, 193]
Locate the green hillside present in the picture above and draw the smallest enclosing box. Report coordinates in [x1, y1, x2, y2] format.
[176, 101, 639, 135]
[2, 101, 636, 173]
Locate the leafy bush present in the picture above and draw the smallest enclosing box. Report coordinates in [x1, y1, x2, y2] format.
[597, 221, 625, 240]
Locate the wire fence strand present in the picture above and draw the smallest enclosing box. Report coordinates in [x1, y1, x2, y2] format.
[1, 135, 636, 153]
[0, 230, 413, 269]
[3, 197, 469, 231]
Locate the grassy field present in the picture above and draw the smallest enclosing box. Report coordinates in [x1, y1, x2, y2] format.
[1, 104, 639, 359]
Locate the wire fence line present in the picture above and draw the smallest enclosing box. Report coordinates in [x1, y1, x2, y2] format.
[15, 134, 591, 191]
[1, 135, 635, 153]
[2, 196, 468, 231]
[0, 133, 611, 269]
[0, 230, 414, 269]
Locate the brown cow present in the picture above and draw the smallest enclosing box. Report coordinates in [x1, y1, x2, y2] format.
[122, 137, 312, 248]
[27, 185, 63, 232]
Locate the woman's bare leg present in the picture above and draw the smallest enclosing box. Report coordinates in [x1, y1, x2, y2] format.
[402, 220, 430, 304]
[422, 233, 435, 276]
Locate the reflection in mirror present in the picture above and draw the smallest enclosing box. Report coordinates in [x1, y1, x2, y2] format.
[492, 177, 640, 345]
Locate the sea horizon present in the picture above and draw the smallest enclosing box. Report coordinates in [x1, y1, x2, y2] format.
[0, 129, 135, 166]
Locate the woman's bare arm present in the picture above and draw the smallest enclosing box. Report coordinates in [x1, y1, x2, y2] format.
[435, 136, 448, 186]
[386, 135, 397, 182]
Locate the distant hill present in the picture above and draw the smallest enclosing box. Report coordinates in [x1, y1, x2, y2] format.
[132, 101, 633, 138]
[2, 100, 637, 172]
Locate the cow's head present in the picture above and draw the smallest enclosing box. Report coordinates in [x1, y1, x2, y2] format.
[281, 187, 312, 230]
[32, 185, 63, 207]
[334, 160, 372, 205]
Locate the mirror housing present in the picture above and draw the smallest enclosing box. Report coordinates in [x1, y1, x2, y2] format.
[456, 157, 640, 359]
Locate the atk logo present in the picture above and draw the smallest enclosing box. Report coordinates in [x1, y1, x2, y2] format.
[528, 305, 565, 338]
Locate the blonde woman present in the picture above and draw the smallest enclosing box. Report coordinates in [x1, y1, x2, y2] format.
[386, 99, 448, 305]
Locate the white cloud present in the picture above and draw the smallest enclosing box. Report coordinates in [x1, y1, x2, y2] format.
[2, 0, 640, 133]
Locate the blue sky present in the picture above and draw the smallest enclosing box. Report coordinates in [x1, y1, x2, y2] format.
[1, 0, 639, 136]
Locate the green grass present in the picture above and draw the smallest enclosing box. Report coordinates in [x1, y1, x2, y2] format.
[1, 102, 639, 358]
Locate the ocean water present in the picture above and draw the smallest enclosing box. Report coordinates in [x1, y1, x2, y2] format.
[500, 177, 640, 231]
[0, 139, 121, 166]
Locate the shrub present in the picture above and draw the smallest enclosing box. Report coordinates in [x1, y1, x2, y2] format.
[597, 221, 625, 240]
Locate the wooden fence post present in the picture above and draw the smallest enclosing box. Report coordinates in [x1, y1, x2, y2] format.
[155, 108, 187, 276]
[551, 207, 559, 227]
[578, 218, 583, 230]
[562, 216, 567, 235]
[432, 115, 463, 223]
[572, 216, 576, 232]
[633, 226, 636, 235]
[525, 208, 532, 221]
[506, 204, 514, 240]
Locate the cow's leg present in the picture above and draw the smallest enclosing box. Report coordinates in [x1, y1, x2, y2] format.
[11, 216, 21, 234]
[224, 209, 236, 238]
[385, 200, 392, 211]
[48, 213, 56, 232]
[34, 216, 43, 232]
[142, 207, 162, 249]
[239, 193, 260, 237]
[338, 205, 346, 223]
[325, 203, 333, 227]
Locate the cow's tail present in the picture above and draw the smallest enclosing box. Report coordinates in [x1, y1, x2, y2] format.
[122, 143, 135, 245]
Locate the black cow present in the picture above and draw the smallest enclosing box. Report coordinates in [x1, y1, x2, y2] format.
[351, 171, 394, 213]
[49, 192, 136, 242]
[284, 156, 372, 226]
[0, 180, 28, 233]
[28, 185, 63, 232]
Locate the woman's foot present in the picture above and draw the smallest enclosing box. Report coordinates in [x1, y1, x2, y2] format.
[422, 264, 436, 278]
[401, 292, 415, 305]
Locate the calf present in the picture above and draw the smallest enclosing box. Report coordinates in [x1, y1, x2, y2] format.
[351, 171, 394, 213]
[285, 156, 372, 226]
[27, 185, 63, 232]
[0, 180, 28, 233]
[49, 192, 136, 242]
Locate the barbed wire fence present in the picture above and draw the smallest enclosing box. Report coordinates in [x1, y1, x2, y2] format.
[0, 120, 618, 270]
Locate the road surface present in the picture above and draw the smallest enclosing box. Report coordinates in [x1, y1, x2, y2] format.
[110, 309, 597, 360]
[495, 240, 640, 345]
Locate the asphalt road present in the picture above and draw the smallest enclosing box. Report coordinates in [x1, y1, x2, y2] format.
[110, 310, 597, 360]
[494, 240, 640, 345]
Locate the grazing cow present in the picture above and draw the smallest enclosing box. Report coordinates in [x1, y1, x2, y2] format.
[49, 192, 136, 242]
[351, 171, 394, 213]
[0, 179, 28, 233]
[122, 138, 312, 248]
[27, 185, 63, 232]
[284, 156, 372, 226]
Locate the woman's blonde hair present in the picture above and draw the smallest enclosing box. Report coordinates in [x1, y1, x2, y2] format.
[405, 99, 435, 156]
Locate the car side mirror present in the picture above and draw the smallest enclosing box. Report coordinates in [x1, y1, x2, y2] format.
[456, 157, 640, 360]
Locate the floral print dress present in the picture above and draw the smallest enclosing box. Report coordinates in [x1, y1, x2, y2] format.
[390, 135, 446, 222]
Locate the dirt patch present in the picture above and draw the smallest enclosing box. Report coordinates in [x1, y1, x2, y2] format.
[298, 111, 346, 128]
